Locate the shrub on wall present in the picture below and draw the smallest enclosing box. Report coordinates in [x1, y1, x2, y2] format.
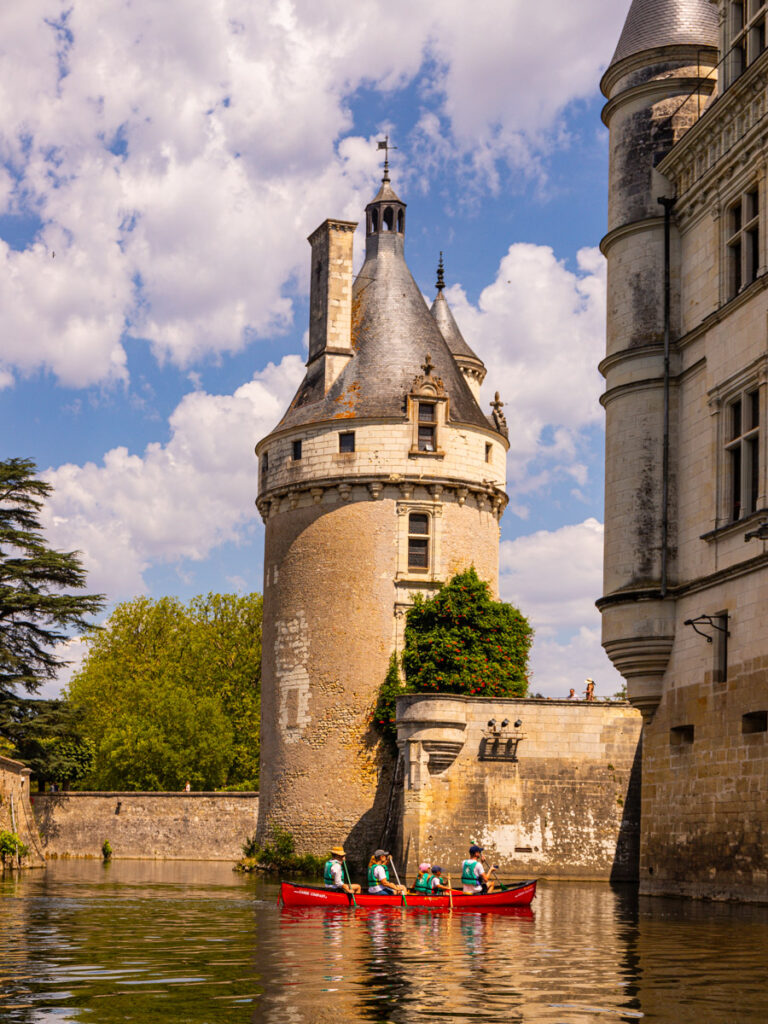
[374, 568, 533, 745]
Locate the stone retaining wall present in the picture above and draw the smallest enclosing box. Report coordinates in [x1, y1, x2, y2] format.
[396, 696, 642, 881]
[31, 791, 259, 860]
[0, 755, 45, 866]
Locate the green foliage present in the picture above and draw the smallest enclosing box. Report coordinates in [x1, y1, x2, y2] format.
[0, 829, 28, 865]
[0, 695, 94, 787]
[238, 827, 325, 875]
[401, 568, 532, 697]
[101, 839, 112, 862]
[67, 592, 262, 791]
[371, 653, 403, 749]
[0, 457, 104, 695]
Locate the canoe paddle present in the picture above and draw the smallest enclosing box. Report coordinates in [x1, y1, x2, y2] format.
[389, 855, 407, 907]
[448, 874, 453, 911]
[343, 859, 358, 907]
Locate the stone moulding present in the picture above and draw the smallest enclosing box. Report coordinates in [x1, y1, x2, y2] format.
[255, 474, 508, 523]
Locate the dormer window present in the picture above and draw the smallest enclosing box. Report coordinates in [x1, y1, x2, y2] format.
[408, 355, 447, 458]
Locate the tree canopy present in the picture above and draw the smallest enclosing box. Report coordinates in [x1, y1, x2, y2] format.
[0, 457, 104, 695]
[67, 592, 262, 791]
[374, 568, 533, 743]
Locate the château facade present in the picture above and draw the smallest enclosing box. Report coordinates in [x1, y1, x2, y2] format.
[601, 0, 768, 900]
[255, 170, 509, 861]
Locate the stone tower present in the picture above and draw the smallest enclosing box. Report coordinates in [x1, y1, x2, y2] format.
[255, 169, 509, 862]
[599, 0, 718, 717]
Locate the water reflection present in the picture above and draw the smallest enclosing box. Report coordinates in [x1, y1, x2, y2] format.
[1, 863, 768, 1022]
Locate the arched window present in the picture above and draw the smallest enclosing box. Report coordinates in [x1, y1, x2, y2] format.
[408, 513, 429, 570]
[383, 206, 394, 231]
[397, 209, 404, 233]
[371, 208, 379, 232]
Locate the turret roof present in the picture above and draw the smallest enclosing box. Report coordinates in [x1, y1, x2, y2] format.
[429, 256, 484, 367]
[276, 192, 492, 434]
[609, 0, 718, 68]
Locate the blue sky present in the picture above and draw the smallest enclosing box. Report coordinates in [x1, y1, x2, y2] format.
[0, 1, 631, 698]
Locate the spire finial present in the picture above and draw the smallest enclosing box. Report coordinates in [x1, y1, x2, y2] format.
[436, 251, 445, 292]
[422, 352, 435, 377]
[376, 135, 398, 183]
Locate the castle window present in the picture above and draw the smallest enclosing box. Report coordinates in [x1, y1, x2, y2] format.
[371, 208, 379, 233]
[670, 724, 694, 747]
[726, 2, 767, 86]
[339, 431, 355, 453]
[727, 187, 760, 298]
[742, 710, 768, 734]
[262, 452, 269, 475]
[397, 209, 404, 233]
[408, 513, 430, 570]
[725, 389, 760, 521]
[292, 439, 302, 461]
[418, 424, 435, 452]
[485, 443, 492, 463]
[383, 206, 394, 231]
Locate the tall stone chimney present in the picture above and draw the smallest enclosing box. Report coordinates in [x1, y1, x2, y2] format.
[307, 218, 357, 393]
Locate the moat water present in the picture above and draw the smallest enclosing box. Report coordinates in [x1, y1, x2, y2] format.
[2, 861, 768, 1024]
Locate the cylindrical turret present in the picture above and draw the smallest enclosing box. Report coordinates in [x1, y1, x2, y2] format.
[598, 0, 718, 717]
[255, 176, 509, 864]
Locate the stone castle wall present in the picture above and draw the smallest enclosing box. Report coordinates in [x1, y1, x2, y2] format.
[31, 791, 259, 860]
[0, 756, 45, 866]
[396, 695, 642, 881]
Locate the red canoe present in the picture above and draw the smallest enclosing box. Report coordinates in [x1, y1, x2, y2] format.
[279, 879, 536, 910]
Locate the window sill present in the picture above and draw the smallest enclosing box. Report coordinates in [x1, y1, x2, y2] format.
[408, 448, 445, 459]
[700, 506, 768, 542]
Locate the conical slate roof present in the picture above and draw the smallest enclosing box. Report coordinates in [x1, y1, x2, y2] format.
[277, 206, 491, 433]
[429, 264, 483, 368]
[609, 0, 718, 68]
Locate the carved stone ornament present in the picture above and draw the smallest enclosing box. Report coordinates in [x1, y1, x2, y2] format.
[411, 351, 446, 397]
[490, 391, 508, 438]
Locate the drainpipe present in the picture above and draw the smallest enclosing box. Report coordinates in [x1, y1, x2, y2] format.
[658, 196, 675, 598]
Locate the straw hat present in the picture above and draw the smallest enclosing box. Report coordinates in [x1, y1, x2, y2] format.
[330, 846, 346, 857]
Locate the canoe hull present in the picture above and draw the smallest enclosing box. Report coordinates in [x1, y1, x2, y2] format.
[279, 880, 536, 910]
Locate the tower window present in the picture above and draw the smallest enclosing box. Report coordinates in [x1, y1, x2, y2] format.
[408, 513, 430, 570]
[397, 209, 404, 233]
[339, 431, 355, 453]
[742, 710, 768, 733]
[670, 724, 694, 746]
[292, 439, 302, 461]
[418, 425, 435, 452]
[727, 187, 760, 299]
[371, 208, 379, 233]
[418, 402, 435, 422]
[485, 443, 492, 463]
[262, 452, 269, 475]
[383, 206, 394, 231]
[725, 388, 760, 521]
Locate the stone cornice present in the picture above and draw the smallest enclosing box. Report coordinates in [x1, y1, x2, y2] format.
[600, 44, 718, 100]
[658, 50, 768, 222]
[256, 473, 509, 523]
[600, 217, 665, 257]
[601, 74, 716, 127]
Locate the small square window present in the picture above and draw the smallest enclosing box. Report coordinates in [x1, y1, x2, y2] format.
[742, 710, 768, 734]
[407, 512, 430, 571]
[339, 432, 355, 453]
[418, 425, 435, 452]
[670, 724, 694, 746]
[418, 403, 435, 422]
[292, 439, 302, 461]
[409, 513, 429, 535]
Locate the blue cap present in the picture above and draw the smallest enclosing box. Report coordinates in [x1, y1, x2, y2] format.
[431, 865, 442, 873]
[469, 844, 483, 855]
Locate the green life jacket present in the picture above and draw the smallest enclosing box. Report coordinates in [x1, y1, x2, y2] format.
[324, 859, 337, 886]
[462, 858, 480, 886]
[367, 863, 390, 887]
[414, 872, 432, 894]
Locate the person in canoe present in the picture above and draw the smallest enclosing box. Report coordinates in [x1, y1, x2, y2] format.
[461, 844, 496, 894]
[412, 862, 433, 894]
[428, 865, 452, 895]
[367, 849, 407, 895]
[324, 846, 361, 895]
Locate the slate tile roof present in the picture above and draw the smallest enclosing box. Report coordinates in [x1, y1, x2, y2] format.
[610, 0, 719, 67]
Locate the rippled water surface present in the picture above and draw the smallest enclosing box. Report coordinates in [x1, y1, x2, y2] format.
[2, 861, 768, 1023]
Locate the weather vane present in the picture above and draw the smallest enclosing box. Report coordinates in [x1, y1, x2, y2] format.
[376, 135, 398, 182]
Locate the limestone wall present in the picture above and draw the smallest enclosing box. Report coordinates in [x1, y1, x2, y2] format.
[396, 695, 642, 881]
[31, 791, 259, 860]
[0, 756, 45, 866]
